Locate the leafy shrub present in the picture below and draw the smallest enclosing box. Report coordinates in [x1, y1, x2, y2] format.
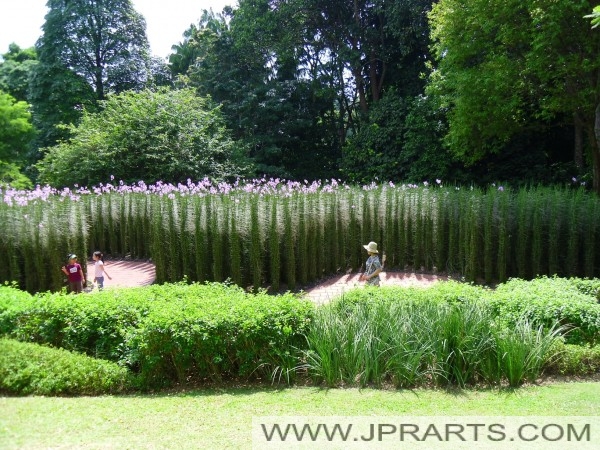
[484, 277, 600, 344]
[568, 277, 600, 300]
[1, 285, 150, 360]
[0, 284, 35, 335]
[333, 281, 487, 309]
[0, 282, 314, 388]
[545, 340, 600, 376]
[0, 338, 129, 395]
[127, 283, 313, 388]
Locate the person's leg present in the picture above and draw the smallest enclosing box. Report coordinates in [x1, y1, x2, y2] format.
[96, 276, 104, 290]
[73, 281, 83, 293]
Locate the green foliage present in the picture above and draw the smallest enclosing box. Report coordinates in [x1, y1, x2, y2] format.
[428, 0, 600, 193]
[0, 90, 35, 180]
[177, 3, 344, 180]
[546, 340, 600, 376]
[37, 88, 250, 187]
[28, 63, 96, 149]
[0, 44, 38, 103]
[586, 5, 600, 28]
[29, 0, 150, 151]
[0, 282, 314, 389]
[304, 289, 562, 388]
[4, 182, 600, 293]
[1, 277, 597, 391]
[485, 277, 600, 345]
[37, 0, 150, 101]
[0, 338, 129, 395]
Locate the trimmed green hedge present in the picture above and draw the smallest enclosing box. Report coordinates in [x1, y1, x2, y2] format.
[0, 282, 314, 388]
[1, 277, 597, 390]
[484, 277, 600, 345]
[335, 280, 485, 307]
[0, 338, 129, 395]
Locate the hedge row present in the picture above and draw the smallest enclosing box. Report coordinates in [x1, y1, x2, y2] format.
[0, 338, 129, 395]
[485, 277, 600, 345]
[338, 277, 600, 345]
[0, 282, 314, 388]
[1, 277, 598, 392]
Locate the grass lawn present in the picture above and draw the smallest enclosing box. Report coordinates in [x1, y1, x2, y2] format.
[1, 381, 599, 449]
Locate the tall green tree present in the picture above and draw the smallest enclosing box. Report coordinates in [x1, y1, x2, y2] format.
[173, 5, 342, 179]
[30, 0, 151, 150]
[429, 0, 600, 192]
[37, 88, 250, 187]
[0, 44, 38, 103]
[37, 0, 150, 100]
[170, 0, 446, 183]
[0, 91, 35, 188]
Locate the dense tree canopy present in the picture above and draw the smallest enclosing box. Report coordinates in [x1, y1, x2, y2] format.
[428, 0, 600, 192]
[30, 0, 151, 150]
[0, 90, 35, 188]
[37, 0, 150, 100]
[0, 0, 597, 189]
[36, 88, 250, 187]
[0, 44, 38, 103]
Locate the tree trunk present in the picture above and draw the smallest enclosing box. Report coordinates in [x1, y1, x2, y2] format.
[369, 51, 381, 103]
[354, 67, 369, 114]
[574, 113, 584, 169]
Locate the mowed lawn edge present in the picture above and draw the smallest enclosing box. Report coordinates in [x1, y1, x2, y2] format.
[1, 382, 599, 449]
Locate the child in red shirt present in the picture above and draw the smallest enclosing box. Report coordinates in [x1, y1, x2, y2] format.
[61, 254, 86, 293]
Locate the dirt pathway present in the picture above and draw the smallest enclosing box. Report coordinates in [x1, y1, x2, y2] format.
[303, 271, 446, 304]
[86, 260, 155, 289]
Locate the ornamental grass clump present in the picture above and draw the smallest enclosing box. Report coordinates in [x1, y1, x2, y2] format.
[303, 285, 564, 388]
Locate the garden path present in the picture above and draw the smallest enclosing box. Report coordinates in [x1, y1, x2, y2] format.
[91, 260, 446, 303]
[86, 260, 155, 288]
[303, 271, 446, 304]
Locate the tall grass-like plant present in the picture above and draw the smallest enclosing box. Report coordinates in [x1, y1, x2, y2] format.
[565, 189, 582, 276]
[327, 196, 339, 273]
[249, 196, 262, 291]
[583, 198, 597, 278]
[530, 192, 544, 277]
[547, 189, 562, 275]
[515, 189, 531, 279]
[383, 187, 395, 268]
[230, 207, 242, 286]
[348, 192, 360, 270]
[466, 193, 481, 282]
[166, 196, 181, 281]
[150, 196, 165, 283]
[3, 180, 600, 293]
[445, 190, 459, 273]
[413, 190, 424, 269]
[483, 191, 495, 283]
[337, 194, 347, 273]
[496, 189, 510, 282]
[193, 199, 207, 283]
[210, 200, 224, 282]
[303, 294, 563, 389]
[306, 196, 318, 281]
[268, 199, 281, 291]
[495, 321, 563, 387]
[283, 197, 296, 291]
